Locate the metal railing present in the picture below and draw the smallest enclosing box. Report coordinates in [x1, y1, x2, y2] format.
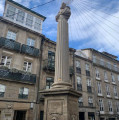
[0, 67, 36, 84]
[93, 58, 119, 73]
[18, 94, 28, 99]
[0, 37, 21, 52]
[21, 44, 40, 57]
[43, 59, 74, 75]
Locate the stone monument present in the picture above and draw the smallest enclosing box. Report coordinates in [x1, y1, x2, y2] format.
[40, 3, 81, 120]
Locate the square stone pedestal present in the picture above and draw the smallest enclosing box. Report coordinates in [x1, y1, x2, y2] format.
[40, 88, 81, 120]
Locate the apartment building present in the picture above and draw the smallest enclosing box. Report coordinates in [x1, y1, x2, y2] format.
[81, 48, 119, 120]
[0, 0, 46, 120]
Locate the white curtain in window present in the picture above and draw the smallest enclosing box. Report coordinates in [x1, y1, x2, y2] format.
[0, 85, 6, 92]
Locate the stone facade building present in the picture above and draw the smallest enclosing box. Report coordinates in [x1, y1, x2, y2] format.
[0, 0, 119, 120]
[0, 0, 46, 120]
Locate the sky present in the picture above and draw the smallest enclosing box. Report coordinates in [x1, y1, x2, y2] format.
[0, 0, 119, 58]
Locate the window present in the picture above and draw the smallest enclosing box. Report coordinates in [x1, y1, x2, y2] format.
[86, 64, 90, 76]
[46, 78, 54, 89]
[87, 79, 92, 93]
[18, 87, 29, 99]
[106, 85, 110, 96]
[26, 14, 33, 27]
[87, 79, 91, 86]
[114, 64, 117, 71]
[0, 84, 5, 97]
[97, 82, 102, 95]
[88, 97, 93, 107]
[93, 55, 96, 63]
[116, 102, 119, 113]
[78, 97, 83, 106]
[34, 18, 41, 31]
[23, 61, 32, 72]
[6, 31, 16, 41]
[75, 61, 80, 68]
[48, 51, 55, 69]
[100, 58, 104, 66]
[99, 99, 104, 112]
[96, 68, 100, 79]
[75, 61, 81, 74]
[77, 76, 82, 91]
[113, 86, 118, 97]
[118, 75, 119, 82]
[0, 55, 12, 68]
[108, 101, 113, 112]
[86, 63, 90, 71]
[107, 62, 111, 69]
[6, 5, 16, 20]
[111, 73, 115, 83]
[27, 38, 35, 47]
[104, 71, 108, 82]
[16, 9, 25, 23]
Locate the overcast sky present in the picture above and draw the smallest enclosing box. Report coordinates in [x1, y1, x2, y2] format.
[0, 0, 119, 58]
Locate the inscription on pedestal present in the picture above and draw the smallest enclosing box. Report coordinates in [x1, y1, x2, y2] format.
[48, 100, 63, 115]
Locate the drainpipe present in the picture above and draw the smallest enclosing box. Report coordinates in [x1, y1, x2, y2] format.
[36, 36, 45, 104]
[73, 49, 76, 89]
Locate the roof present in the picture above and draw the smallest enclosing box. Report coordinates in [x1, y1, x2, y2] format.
[7, 0, 46, 21]
[81, 48, 119, 62]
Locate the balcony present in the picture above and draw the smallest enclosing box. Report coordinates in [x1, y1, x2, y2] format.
[21, 44, 40, 57]
[0, 67, 36, 84]
[0, 37, 21, 52]
[43, 59, 74, 75]
[87, 86, 92, 93]
[18, 94, 28, 99]
[77, 84, 82, 91]
[89, 103, 93, 107]
[79, 102, 83, 107]
[76, 67, 81, 74]
[43, 59, 55, 73]
[86, 70, 90, 76]
[93, 58, 119, 73]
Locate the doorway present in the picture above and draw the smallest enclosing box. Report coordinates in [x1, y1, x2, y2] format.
[13, 110, 26, 120]
[79, 112, 85, 120]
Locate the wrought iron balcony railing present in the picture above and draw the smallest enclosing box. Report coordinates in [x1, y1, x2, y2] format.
[79, 102, 83, 107]
[21, 44, 40, 57]
[0, 37, 21, 52]
[43, 59, 55, 72]
[18, 94, 28, 99]
[0, 67, 36, 84]
[93, 58, 119, 73]
[89, 103, 93, 107]
[43, 59, 74, 75]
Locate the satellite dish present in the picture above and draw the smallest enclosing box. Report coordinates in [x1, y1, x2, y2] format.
[62, 0, 73, 5]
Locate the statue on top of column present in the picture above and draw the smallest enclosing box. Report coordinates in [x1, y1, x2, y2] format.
[56, 2, 71, 22]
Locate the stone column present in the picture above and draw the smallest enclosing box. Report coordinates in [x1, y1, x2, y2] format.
[52, 3, 72, 88]
[40, 3, 81, 120]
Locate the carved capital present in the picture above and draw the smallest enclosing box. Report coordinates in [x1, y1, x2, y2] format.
[56, 3, 71, 22]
